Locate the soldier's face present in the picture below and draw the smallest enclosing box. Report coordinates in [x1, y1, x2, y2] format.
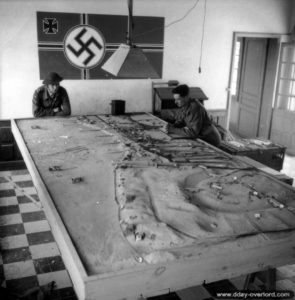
[47, 83, 59, 95]
[174, 94, 188, 107]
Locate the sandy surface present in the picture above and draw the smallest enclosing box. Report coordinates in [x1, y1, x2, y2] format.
[15, 114, 295, 275]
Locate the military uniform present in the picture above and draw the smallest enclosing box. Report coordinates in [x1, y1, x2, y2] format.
[167, 99, 221, 147]
[32, 85, 71, 117]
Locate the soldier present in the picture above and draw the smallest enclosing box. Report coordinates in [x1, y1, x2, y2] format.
[32, 72, 71, 117]
[164, 84, 221, 147]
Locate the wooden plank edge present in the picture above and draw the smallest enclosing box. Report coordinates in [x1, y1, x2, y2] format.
[84, 238, 295, 300]
[11, 119, 87, 300]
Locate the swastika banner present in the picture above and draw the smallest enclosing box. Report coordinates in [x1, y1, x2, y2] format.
[37, 11, 164, 79]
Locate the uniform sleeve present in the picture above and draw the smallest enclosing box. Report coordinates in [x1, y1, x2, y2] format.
[174, 109, 186, 127]
[183, 104, 206, 138]
[161, 110, 178, 124]
[32, 89, 54, 117]
[169, 103, 206, 138]
[54, 88, 71, 116]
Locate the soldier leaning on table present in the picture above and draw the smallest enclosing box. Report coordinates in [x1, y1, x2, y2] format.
[32, 72, 71, 117]
[163, 84, 221, 147]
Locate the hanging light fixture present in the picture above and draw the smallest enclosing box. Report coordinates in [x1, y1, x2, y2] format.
[101, 0, 160, 78]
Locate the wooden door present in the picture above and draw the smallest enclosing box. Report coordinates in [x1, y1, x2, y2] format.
[237, 38, 267, 138]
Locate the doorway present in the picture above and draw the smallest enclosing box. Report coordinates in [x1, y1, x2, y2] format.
[228, 34, 281, 139]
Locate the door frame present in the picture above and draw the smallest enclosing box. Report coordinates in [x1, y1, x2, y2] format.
[226, 32, 284, 135]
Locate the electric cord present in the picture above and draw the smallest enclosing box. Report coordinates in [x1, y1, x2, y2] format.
[133, 0, 201, 38]
[198, 0, 207, 73]
[131, 0, 207, 74]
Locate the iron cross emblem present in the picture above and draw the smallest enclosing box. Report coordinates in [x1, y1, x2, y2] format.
[43, 18, 58, 34]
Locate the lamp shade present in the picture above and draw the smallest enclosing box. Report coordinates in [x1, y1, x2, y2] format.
[101, 44, 160, 78]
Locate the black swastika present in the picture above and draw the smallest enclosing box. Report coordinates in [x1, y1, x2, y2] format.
[66, 28, 103, 66]
[43, 18, 58, 34]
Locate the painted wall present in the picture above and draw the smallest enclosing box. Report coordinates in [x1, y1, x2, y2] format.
[0, 0, 292, 119]
[290, 0, 295, 30]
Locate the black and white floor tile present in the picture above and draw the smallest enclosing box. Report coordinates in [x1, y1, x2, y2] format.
[0, 169, 77, 300]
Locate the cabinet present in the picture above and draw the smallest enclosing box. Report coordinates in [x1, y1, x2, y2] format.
[0, 120, 25, 170]
[220, 138, 286, 171]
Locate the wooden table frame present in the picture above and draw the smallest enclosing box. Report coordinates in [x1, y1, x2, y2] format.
[11, 117, 295, 300]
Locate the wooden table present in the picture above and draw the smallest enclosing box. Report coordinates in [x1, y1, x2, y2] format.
[11, 114, 295, 300]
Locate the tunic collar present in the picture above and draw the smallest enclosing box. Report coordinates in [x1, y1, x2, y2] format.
[43, 85, 59, 100]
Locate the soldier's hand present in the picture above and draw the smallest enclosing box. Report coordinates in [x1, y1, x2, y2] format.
[53, 107, 61, 113]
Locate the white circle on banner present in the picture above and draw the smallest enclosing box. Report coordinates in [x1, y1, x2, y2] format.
[64, 25, 105, 69]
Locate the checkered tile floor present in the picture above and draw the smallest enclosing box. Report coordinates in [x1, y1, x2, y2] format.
[0, 169, 77, 300]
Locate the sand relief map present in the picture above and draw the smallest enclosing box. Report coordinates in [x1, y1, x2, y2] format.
[116, 166, 295, 262]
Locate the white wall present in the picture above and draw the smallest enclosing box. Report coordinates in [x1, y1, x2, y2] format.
[0, 0, 292, 118]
